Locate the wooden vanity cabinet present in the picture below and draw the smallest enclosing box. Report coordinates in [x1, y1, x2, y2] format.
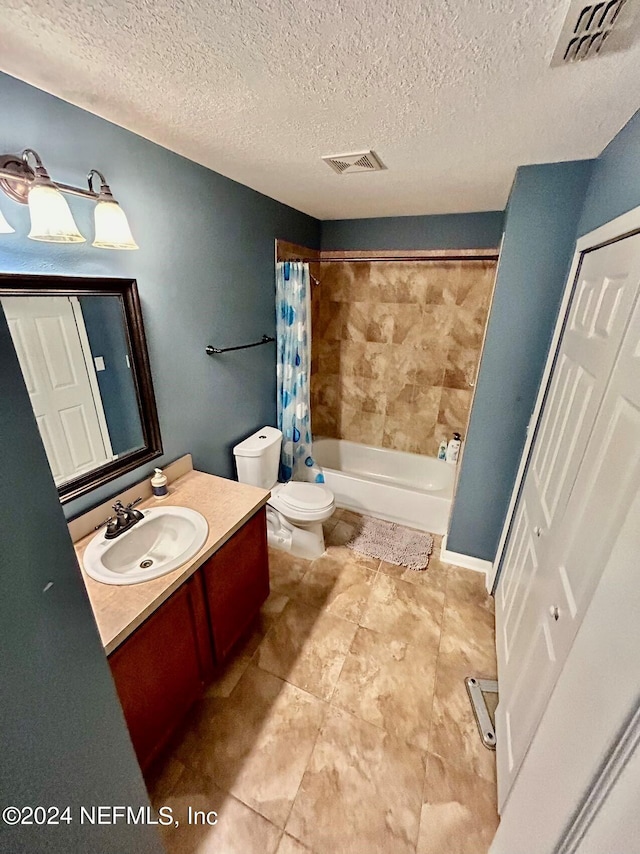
[201, 507, 270, 662]
[108, 507, 269, 769]
[109, 574, 213, 770]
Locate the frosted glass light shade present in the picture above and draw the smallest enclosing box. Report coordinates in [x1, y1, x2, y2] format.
[27, 184, 85, 243]
[93, 199, 138, 250]
[0, 207, 15, 234]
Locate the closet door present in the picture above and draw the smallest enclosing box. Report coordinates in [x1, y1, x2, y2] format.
[495, 233, 640, 809]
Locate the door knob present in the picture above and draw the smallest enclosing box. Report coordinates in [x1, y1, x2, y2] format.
[534, 526, 543, 537]
[549, 605, 560, 621]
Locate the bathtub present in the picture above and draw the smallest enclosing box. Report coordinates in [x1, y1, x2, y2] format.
[314, 437, 454, 534]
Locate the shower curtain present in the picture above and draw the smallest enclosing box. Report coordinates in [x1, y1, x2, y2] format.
[276, 260, 324, 484]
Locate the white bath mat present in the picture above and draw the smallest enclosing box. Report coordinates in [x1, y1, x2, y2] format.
[345, 515, 434, 571]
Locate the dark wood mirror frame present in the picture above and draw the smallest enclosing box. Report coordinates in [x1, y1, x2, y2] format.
[0, 274, 163, 504]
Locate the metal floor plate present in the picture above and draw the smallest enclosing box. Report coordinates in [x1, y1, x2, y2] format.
[465, 677, 498, 750]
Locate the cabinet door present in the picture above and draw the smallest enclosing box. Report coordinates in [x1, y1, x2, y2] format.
[202, 508, 269, 663]
[109, 576, 211, 770]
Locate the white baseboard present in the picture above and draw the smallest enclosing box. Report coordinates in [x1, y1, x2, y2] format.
[441, 535, 493, 588]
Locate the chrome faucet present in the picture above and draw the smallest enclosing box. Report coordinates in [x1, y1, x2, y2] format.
[95, 498, 144, 539]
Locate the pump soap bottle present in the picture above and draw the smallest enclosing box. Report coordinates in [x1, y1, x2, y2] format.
[446, 433, 462, 465]
[151, 467, 168, 497]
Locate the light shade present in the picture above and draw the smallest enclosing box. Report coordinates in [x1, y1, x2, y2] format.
[27, 184, 85, 243]
[93, 199, 138, 250]
[0, 206, 15, 234]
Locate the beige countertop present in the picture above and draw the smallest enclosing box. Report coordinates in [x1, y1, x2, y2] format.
[74, 469, 270, 655]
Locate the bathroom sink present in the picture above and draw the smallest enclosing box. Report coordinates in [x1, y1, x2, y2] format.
[83, 506, 208, 585]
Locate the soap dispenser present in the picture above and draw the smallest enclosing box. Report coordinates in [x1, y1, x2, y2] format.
[151, 467, 168, 497]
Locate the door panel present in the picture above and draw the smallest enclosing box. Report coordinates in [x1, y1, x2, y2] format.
[548, 295, 640, 661]
[496, 233, 640, 810]
[499, 619, 557, 780]
[2, 296, 110, 484]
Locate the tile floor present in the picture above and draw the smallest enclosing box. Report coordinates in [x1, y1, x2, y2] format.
[146, 509, 499, 854]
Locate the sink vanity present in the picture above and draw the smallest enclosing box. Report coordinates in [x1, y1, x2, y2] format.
[72, 456, 270, 770]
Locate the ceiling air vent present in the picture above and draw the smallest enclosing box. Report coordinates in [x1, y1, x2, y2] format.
[322, 150, 386, 175]
[551, 0, 638, 65]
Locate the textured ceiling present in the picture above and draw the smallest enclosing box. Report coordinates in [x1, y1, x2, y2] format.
[1, 0, 639, 219]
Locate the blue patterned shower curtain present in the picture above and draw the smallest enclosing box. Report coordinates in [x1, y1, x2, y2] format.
[276, 261, 324, 484]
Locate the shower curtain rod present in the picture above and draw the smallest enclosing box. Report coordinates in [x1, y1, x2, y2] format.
[280, 258, 320, 286]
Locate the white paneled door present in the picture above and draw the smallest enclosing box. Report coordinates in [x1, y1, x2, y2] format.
[495, 233, 640, 809]
[2, 296, 111, 485]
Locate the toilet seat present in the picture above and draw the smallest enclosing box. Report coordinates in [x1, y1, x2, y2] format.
[269, 481, 335, 522]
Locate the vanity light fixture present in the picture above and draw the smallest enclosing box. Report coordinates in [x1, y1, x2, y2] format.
[89, 169, 138, 250]
[0, 206, 14, 234]
[22, 149, 85, 243]
[0, 149, 138, 250]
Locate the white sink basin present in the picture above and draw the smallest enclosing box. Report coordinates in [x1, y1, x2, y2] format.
[83, 506, 209, 585]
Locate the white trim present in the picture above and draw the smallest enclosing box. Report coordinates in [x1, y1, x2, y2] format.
[441, 534, 493, 583]
[489, 204, 640, 592]
[69, 296, 115, 461]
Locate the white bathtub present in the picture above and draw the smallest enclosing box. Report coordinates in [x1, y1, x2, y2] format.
[314, 437, 454, 534]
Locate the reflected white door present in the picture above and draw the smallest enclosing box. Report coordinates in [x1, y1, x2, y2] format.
[2, 296, 111, 485]
[495, 233, 640, 809]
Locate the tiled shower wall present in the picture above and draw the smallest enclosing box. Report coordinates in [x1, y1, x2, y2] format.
[310, 260, 497, 457]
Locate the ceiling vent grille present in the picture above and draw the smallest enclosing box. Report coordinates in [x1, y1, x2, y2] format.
[322, 150, 386, 175]
[551, 0, 637, 65]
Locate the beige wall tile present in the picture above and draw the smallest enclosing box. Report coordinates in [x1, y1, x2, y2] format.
[340, 373, 388, 414]
[313, 260, 496, 457]
[443, 346, 480, 390]
[438, 389, 473, 433]
[339, 404, 385, 446]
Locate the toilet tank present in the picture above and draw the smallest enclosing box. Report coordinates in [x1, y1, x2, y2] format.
[233, 426, 282, 489]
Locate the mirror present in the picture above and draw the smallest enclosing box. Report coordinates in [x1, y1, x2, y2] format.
[0, 275, 162, 503]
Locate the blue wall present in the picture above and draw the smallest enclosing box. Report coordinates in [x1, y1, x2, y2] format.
[0, 310, 163, 854]
[321, 211, 504, 250]
[0, 71, 320, 517]
[80, 296, 144, 457]
[578, 108, 640, 235]
[447, 160, 594, 562]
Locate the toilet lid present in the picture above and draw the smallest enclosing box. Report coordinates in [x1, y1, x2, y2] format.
[277, 481, 333, 512]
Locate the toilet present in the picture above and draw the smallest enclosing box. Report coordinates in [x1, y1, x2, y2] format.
[233, 426, 335, 560]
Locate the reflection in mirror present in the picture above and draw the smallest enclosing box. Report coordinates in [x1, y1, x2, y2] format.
[0, 276, 162, 503]
[2, 295, 144, 487]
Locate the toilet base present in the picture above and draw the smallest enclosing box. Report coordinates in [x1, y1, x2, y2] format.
[266, 507, 327, 560]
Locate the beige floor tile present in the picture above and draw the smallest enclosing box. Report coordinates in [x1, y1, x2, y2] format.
[294, 552, 375, 622]
[438, 598, 497, 677]
[256, 599, 357, 700]
[332, 626, 437, 750]
[173, 665, 327, 828]
[286, 706, 426, 854]
[269, 549, 312, 596]
[429, 661, 497, 784]
[324, 541, 380, 571]
[146, 754, 188, 808]
[360, 573, 444, 653]
[446, 566, 495, 613]
[417, 753, 498, 854]
[326, 519, 359, 546]
[206, 591, 290, 698]
[277, 834, 314, 853]
[158, 763, 282, 854]
[378, 557, 448, 594]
